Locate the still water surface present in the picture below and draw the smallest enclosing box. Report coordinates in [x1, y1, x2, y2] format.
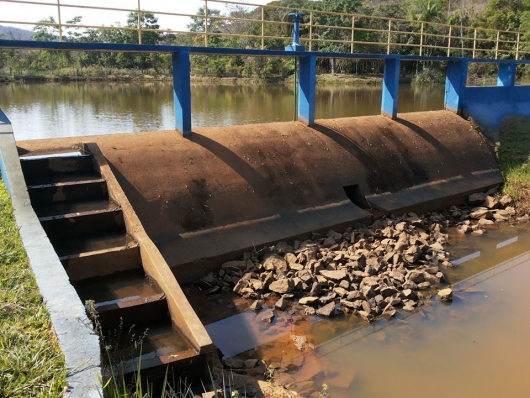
[0, 82, 445, 140]
[202, 224, 530, 397]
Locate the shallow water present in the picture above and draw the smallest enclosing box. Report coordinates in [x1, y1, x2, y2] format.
[200, 224, 530, 397]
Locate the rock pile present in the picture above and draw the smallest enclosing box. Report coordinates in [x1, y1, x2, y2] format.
[196, 191, 519, 323]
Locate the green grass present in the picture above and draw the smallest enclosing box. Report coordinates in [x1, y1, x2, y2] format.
[496, 116, 530, 215]
[0, 181, 67, 397]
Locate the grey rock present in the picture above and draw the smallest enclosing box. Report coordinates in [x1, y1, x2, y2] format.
[263, 254, 288, 276]
[499, 195, 513, 207]
[438, 288, 453, 302]
[291, 335, 315, 352]
[320, 269, 347, 281]
[304, 306, 316, 316]
[299, 296, 320, 305]
[249, 300, 264, 312]
[316, 302, 336, 317]
[260, 309, 275, 323]
[269, 278, 293, 294]
[358, 310, 373, 322]
[333, 287, 349, 297]
[223, 358, 245, 369]
[417, 281, 431, 290]
[275, 296, 287, 310]
[407, 270, 425, 284]
[483, 196, 499, 210]
[347, 290, 361, 301]
[309, 282, 322, 296]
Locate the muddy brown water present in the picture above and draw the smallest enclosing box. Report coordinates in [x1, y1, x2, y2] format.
[0, 82, 444, 140]
[186, 223, 530, 397]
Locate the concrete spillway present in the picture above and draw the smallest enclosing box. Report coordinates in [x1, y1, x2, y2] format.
[18, 110, 502, 283]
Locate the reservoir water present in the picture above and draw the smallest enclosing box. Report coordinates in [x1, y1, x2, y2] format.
[0, 82, 444, 140]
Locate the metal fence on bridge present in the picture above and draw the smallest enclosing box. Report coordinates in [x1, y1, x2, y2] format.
[1, 0, 529, 60]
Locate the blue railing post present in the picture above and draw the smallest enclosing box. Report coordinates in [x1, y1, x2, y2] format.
[298, 55, 317, 125]
[497, 62, 516, 86]
[381, 57, 400, 119]
[172, 51, 192, 137]
[445, 59, 468, 115]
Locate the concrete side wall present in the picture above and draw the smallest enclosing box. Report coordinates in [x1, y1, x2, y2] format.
[0, 109, 101, 398]
[464, 85, 530, 135]
[87, 143, 214, 354]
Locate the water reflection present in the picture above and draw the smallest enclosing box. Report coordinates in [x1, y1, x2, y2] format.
[0, 82, 445, 140]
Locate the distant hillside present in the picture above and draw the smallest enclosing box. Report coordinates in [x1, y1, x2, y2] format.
[0, 25, 33, 40]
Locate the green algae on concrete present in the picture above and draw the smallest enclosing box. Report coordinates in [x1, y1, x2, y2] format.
[0, 180, 66, 398]
[496, 116, 530, 215]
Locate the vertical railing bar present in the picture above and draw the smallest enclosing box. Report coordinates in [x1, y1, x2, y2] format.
[473, 29, 477, 59]
[309, 11, 313, 51]
[351, 16, 355, 54]
[447, 25, 452, 56]
[387, 19, 391, 55]
[204, 0, 209, 47]
[137, 0, 142, 44]
[419, 22, 424, 56]
[261, 6, 264, 49]
[57, 0, 63, 42]
[495, 30, 500, 59]
[515, 33, 521, 60]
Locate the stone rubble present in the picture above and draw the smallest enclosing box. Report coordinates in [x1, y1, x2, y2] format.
[203, 190, 525, 398]
[196, 190, 520, 329]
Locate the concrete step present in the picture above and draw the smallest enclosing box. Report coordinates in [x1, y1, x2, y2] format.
[20, 153, 97, 185]
[27, 178, 109, 204]
[75, 270, 196, 373]
[35, 198, 119, 219]
[42, 208, 125, 240]
[62, 244, 141, 282]
[54, 232, 136, 258]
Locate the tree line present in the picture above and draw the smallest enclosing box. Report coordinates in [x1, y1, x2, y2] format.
[0, 0, 529, 81]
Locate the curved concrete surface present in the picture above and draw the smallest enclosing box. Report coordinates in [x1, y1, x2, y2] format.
[18, 110, 501, 282]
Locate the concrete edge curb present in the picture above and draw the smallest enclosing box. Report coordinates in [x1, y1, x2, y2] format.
[0, 109, 102, 397]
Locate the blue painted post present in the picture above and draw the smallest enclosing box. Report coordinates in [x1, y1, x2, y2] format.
[381, 57, 400, 119]
[285, 12, 306, 52]
[497, 63, 516, 86]
[172, 51, 192, 137]
[444, 59, 468, 115]
[298, 55, 317, 126]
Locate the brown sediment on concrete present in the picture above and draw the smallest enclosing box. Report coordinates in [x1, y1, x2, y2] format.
[18, 110, 501, 282]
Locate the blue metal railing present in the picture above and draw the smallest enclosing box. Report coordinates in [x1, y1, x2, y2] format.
[1, 38, 530, 134]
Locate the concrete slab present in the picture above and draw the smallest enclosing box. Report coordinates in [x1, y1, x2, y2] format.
[168, 199, 371, 283]
[367, 169, 503, 215]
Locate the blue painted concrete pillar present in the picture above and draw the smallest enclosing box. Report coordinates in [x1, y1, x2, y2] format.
[298, 55, 317, 125]
[172, 51, 192, 137]
[381, 57, 400, 119]
[444, 59, 468, 115]
[497, 63, 516, 86]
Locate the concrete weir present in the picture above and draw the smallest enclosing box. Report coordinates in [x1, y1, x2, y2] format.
[17, 110, 502, 283]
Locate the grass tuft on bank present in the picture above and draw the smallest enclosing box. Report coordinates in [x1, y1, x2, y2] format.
[496, 116, 530, 215]
[0, 181, 67, 397]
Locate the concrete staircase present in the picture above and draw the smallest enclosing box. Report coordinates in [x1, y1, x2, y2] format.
[20, 150, 202, 377]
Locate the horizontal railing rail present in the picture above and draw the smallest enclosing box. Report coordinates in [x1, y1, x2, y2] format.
[0, 0, 529, 60]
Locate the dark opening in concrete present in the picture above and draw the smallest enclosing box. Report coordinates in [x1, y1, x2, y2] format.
[343, 184, 371, 209]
